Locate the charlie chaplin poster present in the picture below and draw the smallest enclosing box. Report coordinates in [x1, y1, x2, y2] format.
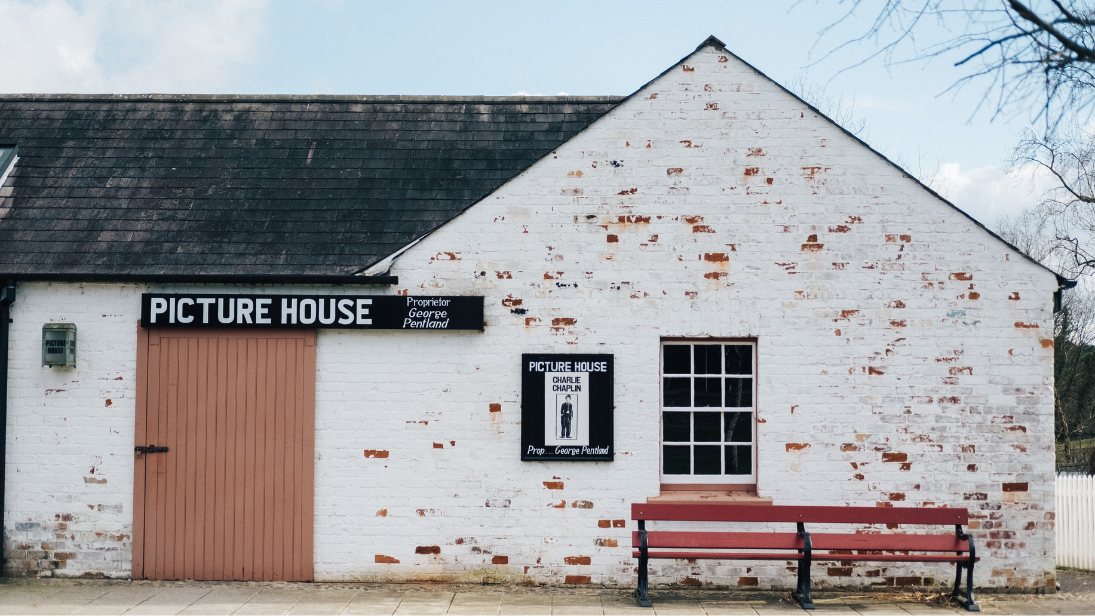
[521, 354, 613, 461]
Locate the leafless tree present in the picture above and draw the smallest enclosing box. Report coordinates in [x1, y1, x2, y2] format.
[816, 1, 1095, 129]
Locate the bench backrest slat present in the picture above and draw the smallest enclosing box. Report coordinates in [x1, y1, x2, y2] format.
[634, 531, 805, 550]
[632, 504, 969, 526]
[810, 533, 968, 552]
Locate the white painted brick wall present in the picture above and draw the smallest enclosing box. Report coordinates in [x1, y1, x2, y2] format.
[3, 43, 1058, 592]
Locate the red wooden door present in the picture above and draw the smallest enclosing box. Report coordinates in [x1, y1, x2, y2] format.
[133, 327, 316, 581]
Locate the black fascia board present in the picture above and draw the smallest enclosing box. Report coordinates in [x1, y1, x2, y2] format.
[2, 273, 398, 285]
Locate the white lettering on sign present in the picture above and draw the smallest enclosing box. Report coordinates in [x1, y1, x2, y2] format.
[282, 298, 297, 324]
[177, 298, 194, 323]
[528, 361, 607, 373]
[338, 299, 354, 325]
[150, 298, 168, 324]
[217, 297, 234, 324]
[197, 298, 215, 323]
[237, 298, 254, 324]
[318, 298, 336, 325]
[299, 299, 316, 324]
[169, 297, 176, 324]
[255, 298, 272, 324]
[356, 298, 372, 325]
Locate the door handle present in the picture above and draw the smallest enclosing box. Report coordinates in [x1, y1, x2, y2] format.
[135, 445, 169, 454]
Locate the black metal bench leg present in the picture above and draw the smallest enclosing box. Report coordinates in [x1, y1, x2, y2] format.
[791, 527, 815, 610]
[635, 555, 651, 607]
[953, 528, 980, 612]
[952, 562, 964, 598]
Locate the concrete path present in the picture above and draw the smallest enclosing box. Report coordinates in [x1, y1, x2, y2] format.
[0, 573, 1090, 616]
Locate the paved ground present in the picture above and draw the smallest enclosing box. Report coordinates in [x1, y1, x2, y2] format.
[0, 572, 1090, 616]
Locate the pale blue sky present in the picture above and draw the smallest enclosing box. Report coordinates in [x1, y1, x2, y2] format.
[1, 0, 1051, 225]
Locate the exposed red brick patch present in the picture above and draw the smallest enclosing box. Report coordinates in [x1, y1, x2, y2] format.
[1009, 292, 1021, 300]
[1003, 482, 1028, 492]
[682, 215, 704, 224]
[868, 367, 884, 375]
[786, 443, 810, 451]
[693, 225, 715, 233]
[1014, 322, 1039, 329]
[363, 450, 389, 459]
[598, 520, 611, 528]
[552, 318, 577, 326]
[964, 492, 988, 501]
[950, 272, 973, 281]
[704, 253, 729, 262]
[743, 167, 760, 176]
[678, 577, 702, 586]
[682, 65, 694, 72]
[489, 403, 501, 413]
[747, 148, 765, 157]
[104, 399, 112, 407]
[841, 444, 858, 452]
[375, 555, 400, 563]
[543, 481, 564, 490]
[525, 317, 539, 327]
[890, 320, 907, 327]
[502, 298, 523, 307]
[415, 546, 441, 555]
[571, 500, 593, 509]
[766, 177, 774, 185]
[949, 367, 973, 375]
[882, 453, 907, 462]
[492, 555, 509, 565]
[433, 443, 444, 449]
[617, 188, 637, 195]
[962, 445, 976, 453]
[376, 509, 387, 517]
[431, 252, 460, 261]
[887, 492, 906, 501]
[613, 520, 626, 528]
[737, 577, 759, 586]
[565, 556, 591, 565]
[886, 300, 906, 308]
[565, 575, 591, 584]
[667, 168, 683, 176]
[828, 567, 853, 577]
[829, 225, 851, 233]
[967, 464, 978, 472]
[968, 292, 980, 300]
[551, 500, 566, 508]
[704, 272, 727, 280]
[840, 310, 859, 319]
[1041, 339, 1054, 348]
[600, 539, 618, 547]
[900, 463, 912, 471]
[606, 234, 619, 243]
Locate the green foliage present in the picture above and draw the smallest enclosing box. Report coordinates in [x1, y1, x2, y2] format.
[1054, 304, 1095, 474]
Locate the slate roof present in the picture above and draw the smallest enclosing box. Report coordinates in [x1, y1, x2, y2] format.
[0, 95, 622, 277]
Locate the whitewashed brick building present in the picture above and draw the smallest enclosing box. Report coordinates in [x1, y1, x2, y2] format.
[0, 36, 1065, 593]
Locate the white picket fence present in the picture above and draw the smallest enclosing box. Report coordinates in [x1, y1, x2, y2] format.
[1056, 474, 1095, 570]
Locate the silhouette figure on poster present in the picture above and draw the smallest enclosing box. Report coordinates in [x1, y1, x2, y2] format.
[559, 394, 573, 439]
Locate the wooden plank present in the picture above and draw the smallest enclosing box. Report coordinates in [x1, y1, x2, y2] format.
[243, 337, 258, 580]
[164, 336, 182, 580]
[631, 503, 969, 526]
[132, 323, 149, 580]
[810, 533, 969, 552]
[201, 336, 217, 579]
[192, 336, 208, 579]
[272, 338, 287, 580]
[634, 551, 805, 560]
[813, 553, 979, 563]
[291, 338, 304, 581]
[233, 337, 248, 580]
[212, 337, 228, 580]
[152, 335, 168, 581]
[303, 330, 316, 581]
[183, 336, 199, 579]
[634, 531, 805, 550]
[261, 338, 276, 581]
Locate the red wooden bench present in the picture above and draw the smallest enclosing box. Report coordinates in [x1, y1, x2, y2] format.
[632, 503, 980, 611]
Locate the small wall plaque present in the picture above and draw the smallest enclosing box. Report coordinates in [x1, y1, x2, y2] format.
[42, 323, 77, 367]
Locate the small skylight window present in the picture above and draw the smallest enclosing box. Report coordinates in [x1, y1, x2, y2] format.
[0, 145, 16, 185]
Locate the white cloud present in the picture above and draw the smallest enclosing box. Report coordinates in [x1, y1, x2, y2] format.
[927, 162, 1058, 226]
[509, 90, 570, 97]
[0, 0, 270, 93]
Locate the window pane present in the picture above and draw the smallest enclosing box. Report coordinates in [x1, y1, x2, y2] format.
[663, 412, 690, 442]
[663, 377, 691, 407]
[693, 412, 720, 442]
[694, 377, 721, 407]
[663, 445, 690, 474]
[693, 344, 721, 374]
[724, 412, 751, 443]
[663, 346, 690, 374]
[726, 445, 752, 475]
[694, 445, 721, 474]
[725, 345, 752, 375]
[725, 377, 752, 407]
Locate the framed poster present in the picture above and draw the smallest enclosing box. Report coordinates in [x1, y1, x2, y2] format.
[521, 354, 613, 461]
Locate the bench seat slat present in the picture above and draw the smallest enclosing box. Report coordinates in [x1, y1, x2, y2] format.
[633, 551, 805, 561]
[633, 531, 804, 550]
[810, 533, 969, 552]
[813, 553, 980, 563]
[632, 503, 969, 526]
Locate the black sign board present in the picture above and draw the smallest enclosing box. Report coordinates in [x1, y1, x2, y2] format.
[521, 354, 613, 461]
[140, 294, 483, 331]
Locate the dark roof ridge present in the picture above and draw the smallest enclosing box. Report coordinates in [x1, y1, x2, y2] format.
[0, 93, 626, 104]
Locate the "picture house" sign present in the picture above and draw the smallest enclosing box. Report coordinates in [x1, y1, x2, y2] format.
[521, 353, 614, 461]
[140, 293, 484, 331]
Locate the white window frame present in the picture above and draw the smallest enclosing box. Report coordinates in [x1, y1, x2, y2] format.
[659, 340, 757, 486]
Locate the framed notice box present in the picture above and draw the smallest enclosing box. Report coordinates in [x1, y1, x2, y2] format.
[521, 354, 613, 461]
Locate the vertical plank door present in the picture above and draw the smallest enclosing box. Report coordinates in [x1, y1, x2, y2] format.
[133, 327, 316, 581]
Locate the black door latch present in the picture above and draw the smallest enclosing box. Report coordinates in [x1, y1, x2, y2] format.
[135, 445, 169, 454]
